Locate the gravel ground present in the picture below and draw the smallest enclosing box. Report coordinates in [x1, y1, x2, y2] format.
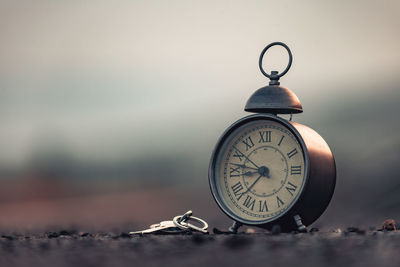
[1, 229, 399, 267]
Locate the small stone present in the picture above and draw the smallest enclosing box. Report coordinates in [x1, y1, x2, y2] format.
[382, 219, 396, 231]
[47, 232, 59, 238]
[1, 235, 14, 240]
[246, 228, 256, 234]
[79, 232, 90, 237]
[59, 230, 73, 236]
[346, 227, 366, 235]
[213, 228, 230, 235]
[271, 225, 281, 235]
[346, 227, 358, 232]
[310, 227, 319, 233]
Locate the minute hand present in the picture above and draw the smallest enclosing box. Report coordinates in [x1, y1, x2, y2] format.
[232, 146, 260, 169]
[240, 171, 258, 177]
[230, 163, 258, 171]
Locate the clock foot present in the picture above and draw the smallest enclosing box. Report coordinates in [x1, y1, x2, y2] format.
[293, 214, 307, 233]
[228, 221, 243, 234]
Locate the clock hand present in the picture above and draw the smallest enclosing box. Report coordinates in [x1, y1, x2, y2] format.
[230, 163, 258, 171]
[239, 168, 271, 197]
[241, 174, 263, 196]
[241, 171, 258, 176]
[232, 146, 260, 169]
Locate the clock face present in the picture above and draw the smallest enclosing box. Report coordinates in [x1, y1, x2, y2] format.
[212, 118, 306, 224]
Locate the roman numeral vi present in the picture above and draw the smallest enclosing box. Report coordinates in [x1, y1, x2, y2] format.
[259, 200, 268, 212]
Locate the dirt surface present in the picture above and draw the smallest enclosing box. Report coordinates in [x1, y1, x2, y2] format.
[1, 229, 399, 267]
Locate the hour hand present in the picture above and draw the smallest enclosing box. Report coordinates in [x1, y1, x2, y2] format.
[230, 163, 258, 170]
[230, 170, 258, 177]
[242, 171, 258, 176]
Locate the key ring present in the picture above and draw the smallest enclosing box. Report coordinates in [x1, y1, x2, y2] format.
[173, 215, 209, 233]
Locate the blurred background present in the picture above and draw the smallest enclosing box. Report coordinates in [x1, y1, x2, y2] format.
[0, 0, 399, 231]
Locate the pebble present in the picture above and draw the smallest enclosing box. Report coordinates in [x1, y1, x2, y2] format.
[47, 232, 59, 238]
[59, 230, 75, 236]
[1, 235, 14, 241]
[212, 228, 230, 235]
[346, 227, 366, 235]
[245, 228, 256, 234]
[382, 219, 396, 231]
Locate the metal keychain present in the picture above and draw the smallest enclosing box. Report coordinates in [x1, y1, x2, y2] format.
[173, 215, 209, 233]
[129, 210, 208, 235]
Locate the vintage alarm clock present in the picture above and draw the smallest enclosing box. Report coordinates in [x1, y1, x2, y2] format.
[208, 42, 336, 232]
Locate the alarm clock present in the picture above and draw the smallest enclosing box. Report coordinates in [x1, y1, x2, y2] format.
[208, 42, 336, 232]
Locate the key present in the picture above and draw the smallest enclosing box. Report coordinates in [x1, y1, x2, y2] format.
[129, 221, 183, 235]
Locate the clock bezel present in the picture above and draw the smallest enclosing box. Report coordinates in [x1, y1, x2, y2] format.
[208, 113, 311, 226]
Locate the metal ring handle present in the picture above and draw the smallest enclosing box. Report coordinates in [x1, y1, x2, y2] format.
[259, 42, 292, 79]
[173, 215, 208, 233]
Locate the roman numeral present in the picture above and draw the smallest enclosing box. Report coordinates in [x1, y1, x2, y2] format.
[242, 136, 255, 151]
[276, 196, 284, 208]
[286, 182, 298, 196]
[291, 165, 302, 175]
[258, 131, 271, 143]
[287, 148, 298, 159]
[243, 195, 255, 211]
[233, 149, 244, 161]
[278, 135, 285, 146]
[230, 166, 241, 177]
[259, 200, 268, 212]
[231, 182, 244, 200]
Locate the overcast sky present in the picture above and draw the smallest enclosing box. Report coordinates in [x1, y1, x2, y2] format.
[0, 0, 399, 166]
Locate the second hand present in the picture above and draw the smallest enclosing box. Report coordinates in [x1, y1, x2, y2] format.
[232, 146, 260, 169]
[239, 174, 263, 198]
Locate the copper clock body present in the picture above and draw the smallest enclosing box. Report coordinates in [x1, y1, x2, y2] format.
[209, 114, 336, 231]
